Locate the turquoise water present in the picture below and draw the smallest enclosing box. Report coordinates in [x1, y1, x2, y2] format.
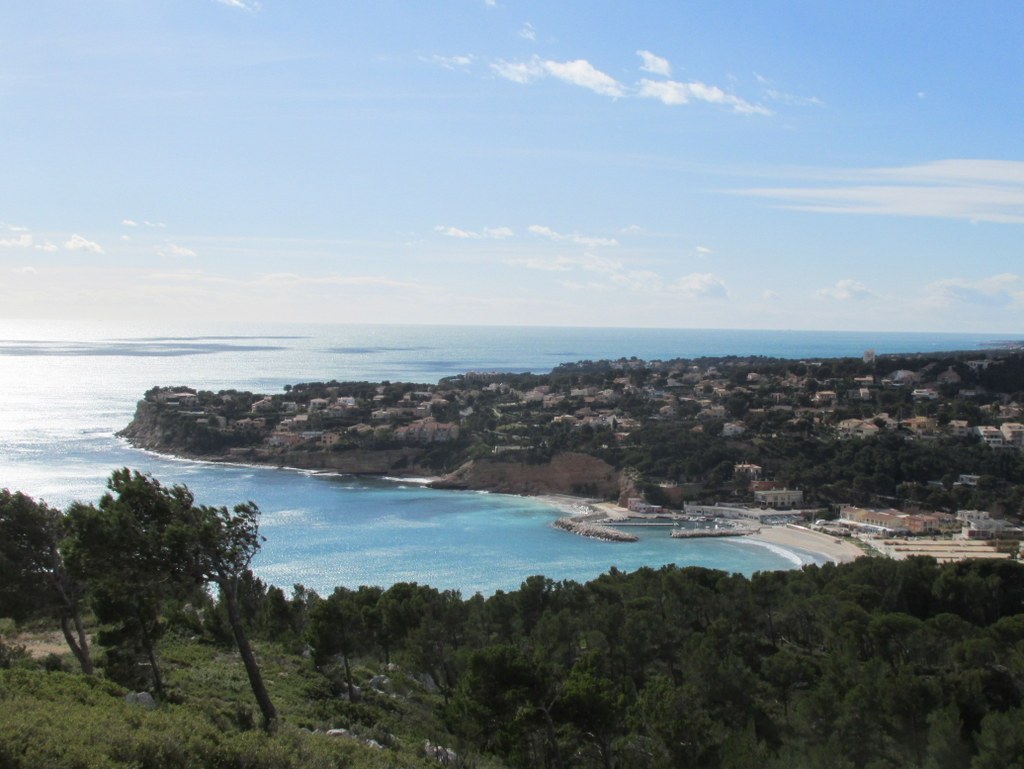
[0, 320, 1004, 594]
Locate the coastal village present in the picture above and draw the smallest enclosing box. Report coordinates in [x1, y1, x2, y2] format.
[123, 348, 1024, 565]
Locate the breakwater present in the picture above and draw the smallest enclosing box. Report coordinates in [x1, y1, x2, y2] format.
[553, 517, 638, 543]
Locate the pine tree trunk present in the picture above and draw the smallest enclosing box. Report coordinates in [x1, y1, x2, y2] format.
[59, 610, 93, 675]
[223, 577, 278, 731]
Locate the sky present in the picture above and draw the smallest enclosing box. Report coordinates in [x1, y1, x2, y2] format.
[1, 1, 1023, 333]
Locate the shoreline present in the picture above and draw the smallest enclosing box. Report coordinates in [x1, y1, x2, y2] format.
[740, 524, 862, 565]
[125, 440, 862, 569]
[534, 493, 863, 566]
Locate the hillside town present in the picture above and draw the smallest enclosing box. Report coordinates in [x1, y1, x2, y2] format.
[123, 348, 1024, 561]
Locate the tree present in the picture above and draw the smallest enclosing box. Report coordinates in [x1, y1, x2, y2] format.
[176, 500, 278, 729]
[0, 490, 93, 674]
[63, 470, 198, 697]
[64, 470, 277, 729]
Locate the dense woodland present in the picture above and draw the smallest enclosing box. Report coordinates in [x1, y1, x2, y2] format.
[2, 474, 1024, 768]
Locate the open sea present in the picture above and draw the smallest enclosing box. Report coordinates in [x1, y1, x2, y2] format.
[0, 320, 1007, 595]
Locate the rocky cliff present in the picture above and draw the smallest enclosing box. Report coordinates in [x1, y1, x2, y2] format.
[432, 452, 621, 498]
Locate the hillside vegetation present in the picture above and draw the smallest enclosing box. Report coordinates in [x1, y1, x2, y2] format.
[3, 474, 1024, 768]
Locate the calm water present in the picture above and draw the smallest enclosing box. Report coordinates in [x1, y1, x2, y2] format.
[0, 320, 1003, 594]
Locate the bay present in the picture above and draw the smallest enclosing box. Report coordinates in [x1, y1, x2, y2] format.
[0, 320, 1002, 594]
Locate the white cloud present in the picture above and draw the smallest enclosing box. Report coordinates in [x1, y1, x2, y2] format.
[483, 226, 514, 239]
[506, 252, 622, 274]
[670, 272, 728, 299]
[695, 245, 714, 256]
[519, 22, 536, 41]
[638, 78, 770, 115]
[755, 73, 823, 107]
[491, 58, 546, 84]
[542, 59, 625, 97]
[922, 273, 1024, 308]
[35, 240, 58, 252]
[492, 56, 625, 97]
[742, 159, 1024, 223]
[155, 243, 198, 258]
[637, 50, 671, 77]
[0, 234, 33, 248]
[12, 266, 37, 275]
[764, 88, 824, 108]
[427, 54, 475, 70]
[762, 289, 781, 301]
[122, 219, 138, 227]
[817, 279, 879, 302]
[215, 0, 259, 10]
[3, 223, 29, 232]
[436, 224, 513, 240]
[528, 224, 618, 247]
[253, 273, 427, 291]
[64, 234, 105, 254]
[620, 224, 644, 234]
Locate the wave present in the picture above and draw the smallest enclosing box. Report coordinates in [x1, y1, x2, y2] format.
[735, 538, 811, 568]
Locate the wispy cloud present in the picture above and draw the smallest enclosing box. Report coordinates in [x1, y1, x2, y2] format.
[637, 79, 771, 115]
[695, 245, 714, 257]
[755, 72, 823, 107]
[425, 54, 475, 70]
[671, 272, 728, 299]
[742, 159, 1024, 223]
[489, 51, 767, 114]
[817, 279, 879, 302]
[519, 22, 536, 42]
[506, 253, 622, 274]
[922, 273, 1024, 308]
[542, 59, 626, 97]
[492, 56, 626, 97]
[155, 243, 198, 258]
[122, 219, 166, 228]
[252, 273, 428, 291]
[637, 50, 671, 77]
[528, 224, 618, 247]
[0, 234, 33, 248]
[64, 234, 105, 254]
[435, 225, 513, 240]
[215, 0, 260, 10]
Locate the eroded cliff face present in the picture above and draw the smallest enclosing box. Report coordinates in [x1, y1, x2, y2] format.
[121, 398, 622, 499]
[434, 452, 620, 498]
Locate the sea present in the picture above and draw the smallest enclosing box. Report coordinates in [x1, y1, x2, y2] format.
[0, 320, 1007, 596]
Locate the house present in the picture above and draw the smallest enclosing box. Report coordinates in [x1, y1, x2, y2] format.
[754, 488, 804, 509]
[722, 421, 747, 438]
[734, 463, 762, 480]
[627, 497, 663, 514]
[976, 426, 1005, 447]
[957, 509, 1022, 540]
[901, 416, 938, 436]
[1000, 422, 1024, 448]
[947, 420, 971, 438]
[837, 418, 880, 439]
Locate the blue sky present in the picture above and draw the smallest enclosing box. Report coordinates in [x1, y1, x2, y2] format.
[2, 1, 1023, 332]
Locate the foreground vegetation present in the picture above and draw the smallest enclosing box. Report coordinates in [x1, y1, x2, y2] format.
[3, 474, 1024, 768]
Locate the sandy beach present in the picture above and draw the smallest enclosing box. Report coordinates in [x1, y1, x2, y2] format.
[746, 525, 863, 564]
[536, 494, 864, 566]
